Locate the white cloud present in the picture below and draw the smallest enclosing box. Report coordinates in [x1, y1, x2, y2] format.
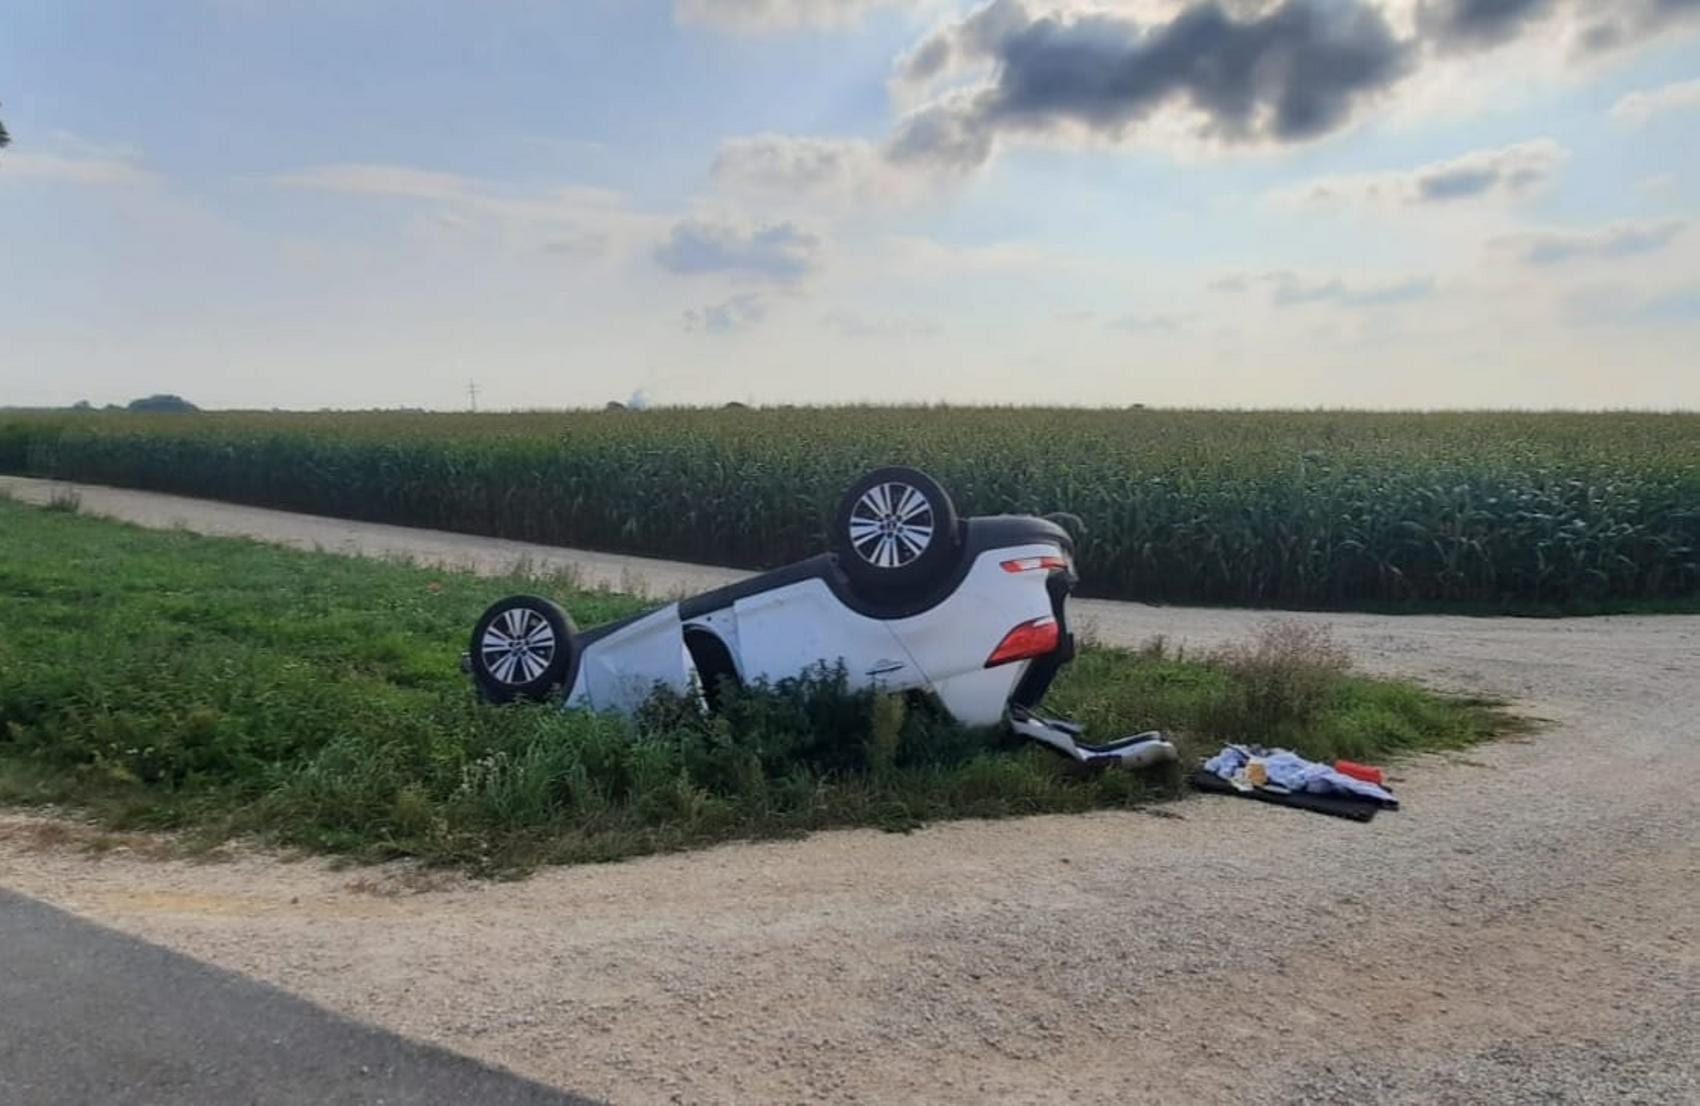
[268, 163, 474, 202]
[1275, 139, 1568, 208]
[269, 163, 623, 213]
[684, 292, 769, 333]
[1637, 172, 1679, 199]
[540, 230, 610, 258]
[821, 310, 941, 337]
[1107, 312, 1187, 333]
[0, 135, 152, 186]
[714, 135, 880, 200]
[1, 152, 151, 186]
[1213, 270, 1438, 309]
[1611, 79, 1700, 126]
[654, 218, 822, 283]
[265, 162, 634, 258]
[1493, 221, 1688, 266]
[873, 233, 1072, 278]
[675, 0, 904, 32]
[711, 132, 944, 208]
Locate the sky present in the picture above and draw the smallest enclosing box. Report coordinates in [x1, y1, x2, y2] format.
[1, 0, 1697, 411]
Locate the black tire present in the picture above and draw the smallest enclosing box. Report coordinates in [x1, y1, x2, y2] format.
[832, 466, 961, 597]
[469, 596, 576, 704]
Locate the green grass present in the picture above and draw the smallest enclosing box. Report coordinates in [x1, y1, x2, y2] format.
[3, 406, 1697, 611]
[0, 499, 1512, 872]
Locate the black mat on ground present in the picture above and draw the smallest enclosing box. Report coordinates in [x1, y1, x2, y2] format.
[1189, 769, 1383, 822]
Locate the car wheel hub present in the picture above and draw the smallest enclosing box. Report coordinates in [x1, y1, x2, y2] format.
[848, 481, 934, 569]
[480, 608, 557, 684]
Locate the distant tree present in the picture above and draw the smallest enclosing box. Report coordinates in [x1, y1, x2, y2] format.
[0, 103, 9, 150]
[71, 400, 92, 411]
[126, 394, 199, 412]
[723, 401, 749, 410]
[604, 400, 627, 412]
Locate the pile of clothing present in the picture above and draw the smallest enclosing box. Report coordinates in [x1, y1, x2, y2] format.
[1195, 745, 1399, 821]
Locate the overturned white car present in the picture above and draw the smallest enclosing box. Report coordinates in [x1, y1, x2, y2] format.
[465, 467, 1175, 770]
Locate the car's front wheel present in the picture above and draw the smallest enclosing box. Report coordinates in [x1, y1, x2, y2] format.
[832, 466, 961, 599]
[469, 595, 576, 703]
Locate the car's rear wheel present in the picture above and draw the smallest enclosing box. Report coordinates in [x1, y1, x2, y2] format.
[833, 466, 961, 598]
[469, 596, 576, 703]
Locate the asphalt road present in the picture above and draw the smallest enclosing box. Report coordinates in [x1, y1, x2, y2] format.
[0, 889, 596, 1106]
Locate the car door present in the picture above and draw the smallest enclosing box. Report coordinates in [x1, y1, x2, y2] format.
[731, 577, 923, 692]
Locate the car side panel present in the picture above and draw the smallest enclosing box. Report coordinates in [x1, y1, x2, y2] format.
[928, 665, 1032, 728]
[564, 604, 696, 714]
[731, 580, 923, 692]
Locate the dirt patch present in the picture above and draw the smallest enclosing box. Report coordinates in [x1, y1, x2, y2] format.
[3, 815, 178, 862]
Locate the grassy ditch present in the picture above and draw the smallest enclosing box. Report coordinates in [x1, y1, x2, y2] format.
[0, 498, 1512, 871]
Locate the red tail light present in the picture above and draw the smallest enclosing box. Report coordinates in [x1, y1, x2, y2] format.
[985, 617, 1059, 667]
[1000, 554, 1071, 573]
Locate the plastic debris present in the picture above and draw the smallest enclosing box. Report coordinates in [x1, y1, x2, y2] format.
[1334, 759, 1386, 787]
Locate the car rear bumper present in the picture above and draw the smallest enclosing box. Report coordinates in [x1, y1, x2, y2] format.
[1010, 566, 1076, 709]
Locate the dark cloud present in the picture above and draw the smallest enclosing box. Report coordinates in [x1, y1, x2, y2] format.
[895, 0, 1031, 85]
[888, 1, 1413, 170]
[887, 97, 996, 171]
[1575, 0, 1700, 54]
[1497, 220, 1687, 265]
[1418, 165, 1502, 199]
[898, 34, 955, 86]
[991, 2, 1410, 139]
[654, 219, 819, 283]
[1422, 163, 1519, 199]
[884, 0, 1700, 173]
[1287, 139, 1567, 206]
[1417, 0, 1700, 55]
[1417, 0, 1557, 50]
[684, 293, 768, 333]
[1416, 149, 1553, 199]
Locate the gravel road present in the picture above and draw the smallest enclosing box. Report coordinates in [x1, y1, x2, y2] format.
[1, 475, 1696, 1104]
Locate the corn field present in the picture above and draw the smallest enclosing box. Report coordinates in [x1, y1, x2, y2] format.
[2, 408, 1696, 609]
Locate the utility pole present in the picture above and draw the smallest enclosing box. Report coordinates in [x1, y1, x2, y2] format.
[467, 380, 479, 412]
